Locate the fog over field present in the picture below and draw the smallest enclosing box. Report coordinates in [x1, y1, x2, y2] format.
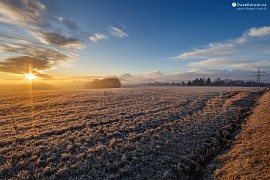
[0, 87, 264, 179]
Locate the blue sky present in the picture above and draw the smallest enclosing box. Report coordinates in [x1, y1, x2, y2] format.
[0, 0, 270, 84]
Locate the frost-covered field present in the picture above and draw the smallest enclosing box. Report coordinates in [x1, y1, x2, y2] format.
[0, 87, 263, 179]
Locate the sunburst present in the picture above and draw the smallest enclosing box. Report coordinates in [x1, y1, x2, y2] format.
[24, 73, 37, 81]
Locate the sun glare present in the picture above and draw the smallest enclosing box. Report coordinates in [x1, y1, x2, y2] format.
[24, 73, 37, 81]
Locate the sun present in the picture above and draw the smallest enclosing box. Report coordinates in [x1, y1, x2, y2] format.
[24, 73, 37, 81]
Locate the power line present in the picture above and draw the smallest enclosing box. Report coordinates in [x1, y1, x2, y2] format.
[250, 68, 268, 84]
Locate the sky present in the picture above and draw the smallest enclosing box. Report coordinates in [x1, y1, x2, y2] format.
[0, 0, 270, 88]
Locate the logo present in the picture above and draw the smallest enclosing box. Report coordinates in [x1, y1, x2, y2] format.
[231, 2, 267, 11]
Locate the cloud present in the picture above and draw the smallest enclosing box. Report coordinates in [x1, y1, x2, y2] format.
[89, 33, 107, 42]
[109, 26, 128, 38]
[0, 0, 84, 49]
[0, 0, 87, 80]
[174, 26, 270, 60]
[58, 16, 64, 22]
[0, 43, 74, 64]
[35, 31, 83, 49]
[0, 56, 54, 79]
[0, 41, 78, 79]
[172, 26, 270, 76]
[0, 0, 46, 28]
[0, 30, 79, 71]
[144, 71, 163, 76]
[189, 58, 236, 67]
[121, 73, 134, 78]
[189, 58, 270, 70]
[247, 26, 270, 37]
[174, 44, 236, 59]
[58, 17, 79, 32]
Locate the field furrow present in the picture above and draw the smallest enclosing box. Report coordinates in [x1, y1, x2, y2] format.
[0, 87, 264, 179]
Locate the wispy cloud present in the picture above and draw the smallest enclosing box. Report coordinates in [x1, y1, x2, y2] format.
[0, 0, 85, 78]
[89, 33, 107, 42]
[174, 26, 270, 59]
[173, 26, 270, 72]
[0, 0, 84, 49]
[58, 17, 79, 33]
[2, 44, 49, 58]
[144, 71, 163, 76]
[0, 42, 75, 63]
[34, 31, 84, 49]
[173, 43, 236, 59]
[247, 26, 270, 37]
[0, 0, 46, 28]
[121, 73, 134, 78]
[109, 26, 128, 38]
[189, 58, 270, 70]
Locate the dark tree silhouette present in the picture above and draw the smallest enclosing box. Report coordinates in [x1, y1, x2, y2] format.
[181, 81, 185, 86]
[191, 78, 206, 86]
[84, 78, 121, 89]
[206, 77, 211, 86]
[199, 78, 205, 86]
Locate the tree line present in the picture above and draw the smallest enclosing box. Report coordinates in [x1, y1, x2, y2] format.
[139, 77, 265, 87]
[84, 78, 121, 89]
[186, 77, 211, 86]
[139, 77, 212, 86]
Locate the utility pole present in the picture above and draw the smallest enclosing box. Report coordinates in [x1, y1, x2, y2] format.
[251, 68, 267, 85]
